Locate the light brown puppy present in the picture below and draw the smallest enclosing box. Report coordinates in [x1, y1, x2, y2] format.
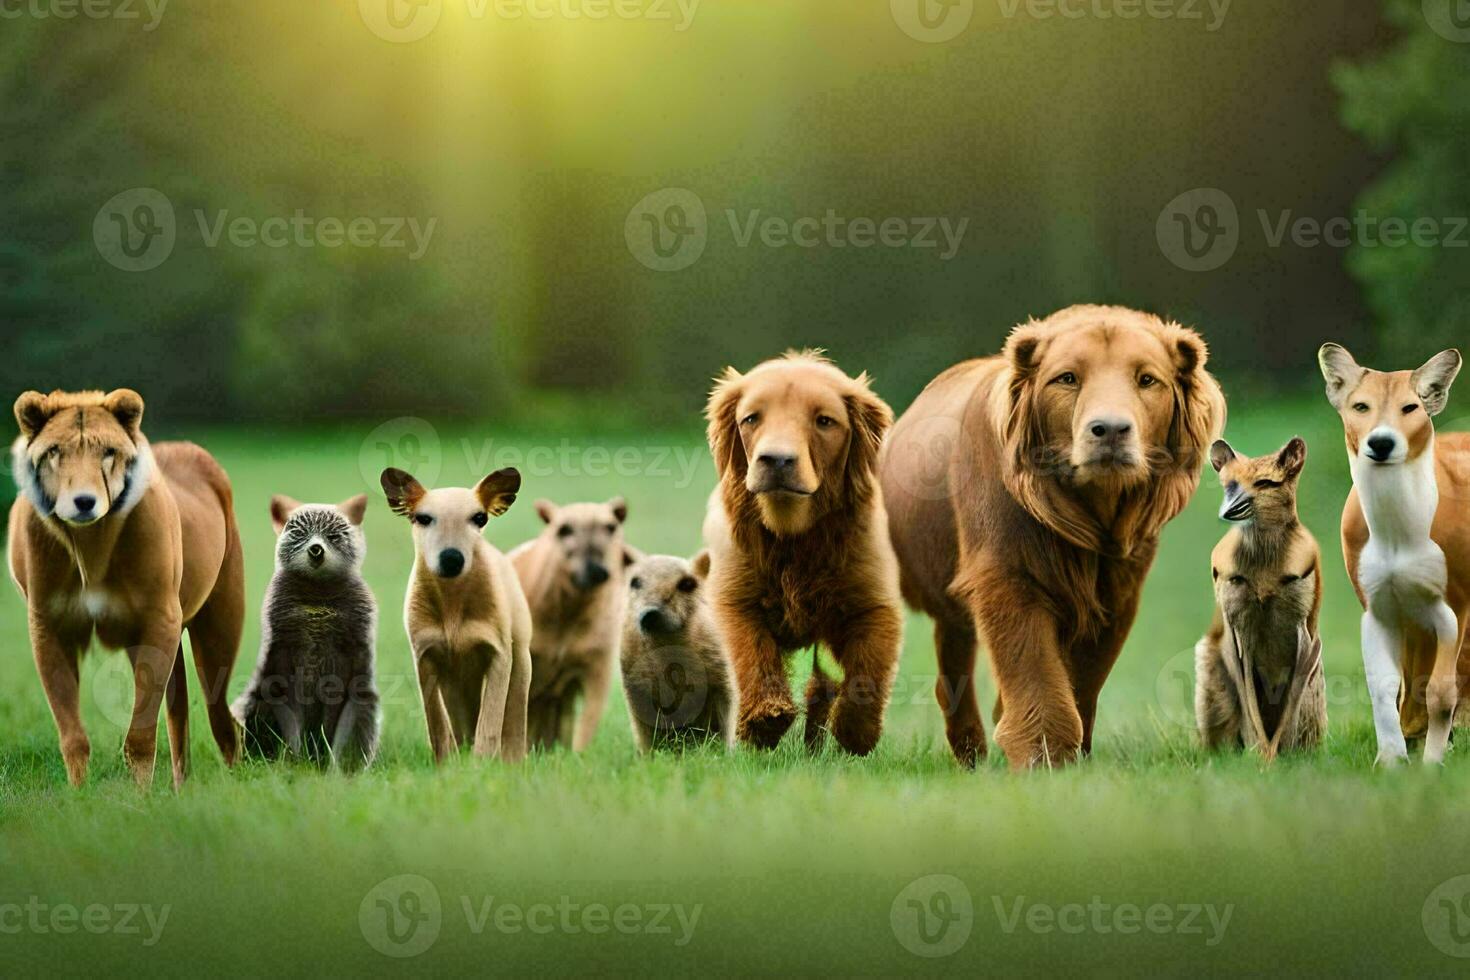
[8, 389, 243, 788]
[1195, 437, 1326, 759]
[703, 351, 903, 755]
[621, 551, 735, 753]
[382, 467, 531, 765]
[1320, 343, 1470, 766]
[881, 306, 1224, 770]
[510, 498, 633, 752]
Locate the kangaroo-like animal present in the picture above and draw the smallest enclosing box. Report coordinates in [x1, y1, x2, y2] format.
[1195, 437, 1325, 759]
[1320, 343, 1470, 766]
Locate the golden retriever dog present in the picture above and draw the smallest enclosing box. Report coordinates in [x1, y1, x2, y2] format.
[880, 306, 1225, 770]
[8, 389, 244, 788]
[509, 498, 633, 751]
[382, 466, 532, 765]
[703, 350, 903, 755]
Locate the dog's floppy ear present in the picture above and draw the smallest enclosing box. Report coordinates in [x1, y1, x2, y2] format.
[705, 366, 747, 481]
[1004, 320, 1051, 379]
[1209, 439, 1236, 474]
[1165, 325, 1226, 471]
[1319, 343, 1366, 411]
[607, 496, 628, 524]
[102, 389, 144, 438]
[14, 391, 53, 441]
[1276, 436, 1307, 479]
[844, 372, 893, 493]
[476, 467, 521, 517]
[690, 548, 711, 580]
[338, 493, 368, 526]
[535, 499, 557, 524]
[380, 468, 425, 518]
[270, 494, 302, 534]
[1412, 349, 1462, 417]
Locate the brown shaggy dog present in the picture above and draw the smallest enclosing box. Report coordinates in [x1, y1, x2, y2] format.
[703, 351, 903, 755]
[880, 306, 1225, 770]
[8, 389, 244, 788]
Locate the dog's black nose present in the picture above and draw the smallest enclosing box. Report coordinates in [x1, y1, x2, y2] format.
[639, 608, 673, 634]
[73, 495, 96, 514]
[1367, 435, 1396, 460]
[757, 451, 797, 470]
[307, 543, 325, 564]
[1088, 418, 1133, 440]
[438, 548, 465, 577]
[584, 562, 610, 586]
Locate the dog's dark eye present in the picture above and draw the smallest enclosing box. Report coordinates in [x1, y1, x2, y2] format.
[1253, 479, 1280, 490]
[471, 512, 488, 528]
[677, 576, 698, 593]
[740, 413, 759, 427]
[1403, 404, 1419, 415]
[414, 513, 433, 527]
[1052, 372, 1078, 386]
[556, 524, 574, 538]
[815, 414, 837, 429]
[102, 448, 116, 460]
[629, 577, 642, 590]
[1229, 575, 1248, 586]
[604, 523, 617, 534]
[1138, 374, 1157, 389]
[1353, 402, 1370, 413]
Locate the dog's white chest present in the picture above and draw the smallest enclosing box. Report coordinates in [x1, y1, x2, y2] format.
[50, 586, 122, 624]
[1361, 540, 1447, 624]
[1354, 451, 1448, 626]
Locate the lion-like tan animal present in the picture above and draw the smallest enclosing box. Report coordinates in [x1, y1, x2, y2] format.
[8, 389, 244, 788]
[880, 306, 1224, 770]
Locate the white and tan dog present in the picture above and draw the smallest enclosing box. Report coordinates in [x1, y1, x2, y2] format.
[8, 389, 243, 788]
[381, 466, 532, 764]
[1320, 344, 1470, 765]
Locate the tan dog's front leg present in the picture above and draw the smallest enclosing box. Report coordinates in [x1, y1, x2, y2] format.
[571, 652, 612, 752]
[415, 654, 456, 764]
[31, 621, 90, 787]
[125, 628, 181, 790]
[826, 605, 902, 756]
[1423, 603, 1463, 765]
[979, 598, 1083, 771]
[721, 612, 795, 750]
[500, 635, 531, 763]
[472, 643, 513, 760]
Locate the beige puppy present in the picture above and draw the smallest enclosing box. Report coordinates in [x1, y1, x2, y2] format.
[510, 498, 633, 751]
[381, 467, 531, 764]
[621, 551, 735, 753]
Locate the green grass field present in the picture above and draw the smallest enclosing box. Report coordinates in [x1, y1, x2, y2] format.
[4, 399, 1470, 975]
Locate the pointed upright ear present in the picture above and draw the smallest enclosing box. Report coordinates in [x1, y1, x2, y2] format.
[623, 543, 645, 569]
[380, 468, 425, 518]
[1209, 440, 1236, 473]
[705, 367, 747, 481]
[691, 549, 711, 580]
[475, 467, 521, 517]
[338, 493, 368, 526]
[14, 391, 51, 441]
[1412, 349, 1462, 417]
[102, 389, 144, 438]
[1276, 437, 1307, 478]
[844, 374, 894, 488]
[270, 494, 302, 534]
[535, 499, 557, 524]
[607, 496, 628, 524]
[1318, 343, 1365, 411]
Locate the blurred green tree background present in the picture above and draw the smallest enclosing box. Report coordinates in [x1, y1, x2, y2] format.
[0, 1, 1462, 427]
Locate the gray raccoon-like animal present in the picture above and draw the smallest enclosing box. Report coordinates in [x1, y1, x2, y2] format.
[232, 494, 380, 771]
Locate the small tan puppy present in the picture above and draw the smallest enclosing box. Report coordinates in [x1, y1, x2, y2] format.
[381, 467, 531, 764]
[1195, 438, 1326, 759]
[510, 498, 632, 751]
[621, 551, 735, 753]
